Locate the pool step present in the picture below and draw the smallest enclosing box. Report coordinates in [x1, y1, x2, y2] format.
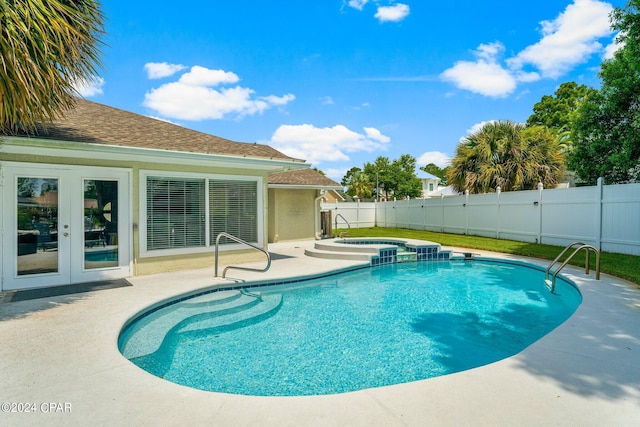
[313, 241, 381, 254]
[122, 290, 277, 359]
[128, 294, 283, 377]
[181, 289, 243, 306]
[305, 239, 451, 265]
[177, 294, 283, 335]
[304, 247, 373, 262]
[397, 252, 417, 262]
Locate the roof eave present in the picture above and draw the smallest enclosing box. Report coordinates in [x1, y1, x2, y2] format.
[268, 183, 343, 191]
[1, 136, 309, 171]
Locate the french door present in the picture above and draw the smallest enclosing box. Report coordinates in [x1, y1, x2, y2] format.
[1, 164, 131, 291]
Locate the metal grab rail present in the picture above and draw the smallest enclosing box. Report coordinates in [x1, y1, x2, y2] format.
[214, 232, 271, 279]
[334, 213, 350, 238]
[546, 241, 586, 276]
[545, 241, 600, 293]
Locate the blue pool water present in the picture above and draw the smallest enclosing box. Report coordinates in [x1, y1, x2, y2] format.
[119, 260, 581, 396]
[84, 249, 118, 262]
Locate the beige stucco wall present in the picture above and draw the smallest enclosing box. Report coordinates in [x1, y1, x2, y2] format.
[2, 145, 272, 277]
[134, 248, 268, 276]
[268, 188, 318, 242]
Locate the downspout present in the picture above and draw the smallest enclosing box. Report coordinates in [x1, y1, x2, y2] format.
[315, 191, 326, 240]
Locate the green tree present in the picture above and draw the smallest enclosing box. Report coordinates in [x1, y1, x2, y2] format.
[570, 0, 640, 184]
[340, 167, 361, 187]
[420, 163, 449, 185]
[1, 0, 105, 134]
[363, 156, 392, 200]
[527, 82, 595, 133]
[363, 155, 422, 200]
[341, 168, 372, 200]
[389, 154, 423, 199]
[447, 121, 565, 193]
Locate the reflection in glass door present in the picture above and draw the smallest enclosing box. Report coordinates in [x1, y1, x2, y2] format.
[83, 180, 119, 269]
[3, 164, 131, 291]
[16, 178, 60, 275]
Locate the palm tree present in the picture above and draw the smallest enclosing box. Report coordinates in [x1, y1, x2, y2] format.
[447, 121, 565, 193]
[1, 0, 104, 134]
[345, 170, 373, 200]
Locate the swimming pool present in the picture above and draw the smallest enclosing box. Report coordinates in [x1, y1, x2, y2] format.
[118, 259, 581, 396]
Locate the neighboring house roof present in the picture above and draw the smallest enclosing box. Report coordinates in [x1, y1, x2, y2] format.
[10, 98, 303, 162]
[322, 189, 345, 202]
[268, 169, 342, 190]
[429, 185, 461, 197]
[417, 172, 441, 181]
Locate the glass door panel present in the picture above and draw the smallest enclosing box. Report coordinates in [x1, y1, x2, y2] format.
[16, 178, 60, 275]
[83, 180, 119, 269]
[3, 163, 131, 291]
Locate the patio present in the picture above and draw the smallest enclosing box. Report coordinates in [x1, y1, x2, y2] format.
[1, 241, 639, 426]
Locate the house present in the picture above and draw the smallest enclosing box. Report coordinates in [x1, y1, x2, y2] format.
[418, 172, 442, 198]
[268, 169, 342, 242]
[319, 189, 345, 203]
[0, 99, 318, 291]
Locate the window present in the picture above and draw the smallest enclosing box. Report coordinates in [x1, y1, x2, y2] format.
[429, 183, 434, 192]
[210, 180, 257, 245]
[146, 178, 206, 250]
[144, 175, 260, 253]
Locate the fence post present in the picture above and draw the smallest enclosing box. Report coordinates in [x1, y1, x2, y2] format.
[464, 190, 469, 235]
[596, 177, 604, 250]
[440, 194, 445, 232]
[496, 186, 501, 239]
[537, 182, 543, 244]
[422, 195, 427, 231]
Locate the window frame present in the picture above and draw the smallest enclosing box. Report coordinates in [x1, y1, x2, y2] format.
[139, 170, 263, 258]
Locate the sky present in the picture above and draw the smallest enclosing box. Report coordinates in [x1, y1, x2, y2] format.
[79, 0, 625, 182]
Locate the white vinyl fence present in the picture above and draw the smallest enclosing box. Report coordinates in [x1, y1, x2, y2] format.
[321, 179, 640, 256]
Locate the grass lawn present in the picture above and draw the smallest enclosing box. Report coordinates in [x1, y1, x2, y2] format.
[340, 227, 640, 286]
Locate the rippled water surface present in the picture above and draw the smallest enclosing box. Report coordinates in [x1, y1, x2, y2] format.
[119, 260, 581, 396]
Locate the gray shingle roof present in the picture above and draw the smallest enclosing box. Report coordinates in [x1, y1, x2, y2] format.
[268, 168, 341, 187]
[16, 98, 302, 162]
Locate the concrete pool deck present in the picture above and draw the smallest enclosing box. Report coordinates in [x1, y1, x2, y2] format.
[1, 240, 639, 426]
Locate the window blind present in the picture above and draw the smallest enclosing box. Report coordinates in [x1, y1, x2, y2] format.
[146, 177, 206, 250]
[209, 180, 257, 245]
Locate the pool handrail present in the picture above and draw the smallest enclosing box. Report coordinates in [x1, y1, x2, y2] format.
[545, 241, 600, 293]
[214, 232, 271, 279]
[334, 213, 350, 238]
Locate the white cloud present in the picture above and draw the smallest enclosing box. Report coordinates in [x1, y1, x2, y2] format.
[442, 1, 615, 97]
[261, 94, 296, 106]
[440, 42, 517, 97]
[514, 71, 541, 83]
[363, 127, 391, 143]
[266, 124, 390, 165]
[178, 66, 239, 86]
[348, 0, 369, 11]
[144, 62, 187, 79]
[458, 120, 500, 143]
[146, 116, 182, 126]
[73, 76, 105, 97]
[375, 3, 410, 23]
[320, 96, 335, 105]
[466, 120, 496, 137]
[507, 0, 614, 78]
[603, 33, 624, 59]
[475, 42, 504, 61]
[143, 65, 295, 120]
[417, 151, 451, 168]
[325, 167, 349, 182]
